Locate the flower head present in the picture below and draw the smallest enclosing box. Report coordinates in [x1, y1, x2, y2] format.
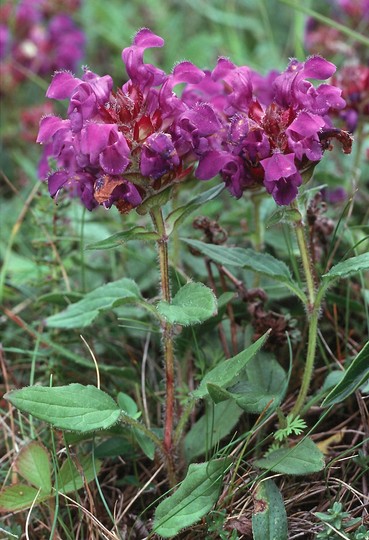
[38, 29, 205, 212]
[183, 55, 351, 205]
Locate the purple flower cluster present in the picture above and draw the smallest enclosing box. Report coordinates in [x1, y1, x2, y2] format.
[38, 28, 351, 211]
[0, 0, 84, 93]
[38, 29, 204, 211]
[183, 56, 350, 205]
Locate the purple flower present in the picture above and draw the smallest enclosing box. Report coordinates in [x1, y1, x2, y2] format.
[37, 28, 352, 211]
[272, 56, 345, 114]
[286, 111, 325, 161]
[181, 54, 350, 206]
[37, 29, 208, 212]
[261, 153, 302, 205]
[140, 132, 180, 179]
[211, 57, 253, 114]
[122, 28, 166, 95]
[80, 123, 131, 175]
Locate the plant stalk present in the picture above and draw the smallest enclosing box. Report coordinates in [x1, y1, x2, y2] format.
[290, 304, 319, 418]
[290, 202, 322, 417]
[150, 207, 177, 486]
[293, 207, 316, 311]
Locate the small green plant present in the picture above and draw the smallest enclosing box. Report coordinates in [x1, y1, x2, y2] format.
[274, 413, 308, 442]
[315, 502, 366, 539]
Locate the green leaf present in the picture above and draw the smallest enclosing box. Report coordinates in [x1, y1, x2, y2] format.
[94, 437, 136, 459]
[117, 392, 139, 418]
[37, 292, 83, 306]
[0, 484, 45, 512]
[217, 291, 236, 309]
[166, 184, 225, 235]
[182, 239, 305, 301]
[5, 384, 121, 433]
[322, 341, 369, 407]
[266, 208, 302, 228]
[157, 282, 217, 326]
[323, 253, 369, 281]
[255, 437, 325, 475]
[153, 458, 232, 537]
[132, 428, 156, 460]
[183, 238, 252, 267]
[56, 455, 101, 494]
[46, 278, 142, 328]
[85, 227, 160, 250]
[226, 353, 288, 413]
[206, 383, 232, 404]
[252, 479, 288, 540]
[15, 442, 51, 494]
[182, 239, 292, 281]
[184, 400, 243, 462]
[136, 185, 173, 214]
[192, 331, 270, 399]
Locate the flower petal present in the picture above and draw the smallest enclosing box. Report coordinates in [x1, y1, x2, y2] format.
[261, 153, 297, 182]
[46, 71, 81, 99]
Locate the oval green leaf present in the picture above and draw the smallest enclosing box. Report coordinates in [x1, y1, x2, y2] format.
[226, 353, 288, 413]
[85, 227, 160, 250]
[182, 239, 293, 281]
[255, 437, 325, 475]
[192, 331, 270, 399]
[153, 458, 232, 538]
[0, 484, 44, 513]
[182, 239, 305, 302]
[46, 278, 142, 328]
[323, 253, 369, 281]
[16, 442, 51, 493]
[252, 479, 288, 540]
[5, 384, 120, 433]
[157, 282, 217, 326]
[184, 400, 243, 462]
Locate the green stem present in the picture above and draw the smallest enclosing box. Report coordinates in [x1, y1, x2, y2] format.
[292, 202, 316, 310]
[290, 202, 321, 417]
[290, 304, 319, 418]
[173, 398, 196, 446]
[150, 207, 177, 487]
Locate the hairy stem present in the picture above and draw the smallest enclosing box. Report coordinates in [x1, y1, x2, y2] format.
[150, 207, 177, 486]
[290, 305, 319, 418]
[290, 203, 323, 417]
[293, 208, 316, 311]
